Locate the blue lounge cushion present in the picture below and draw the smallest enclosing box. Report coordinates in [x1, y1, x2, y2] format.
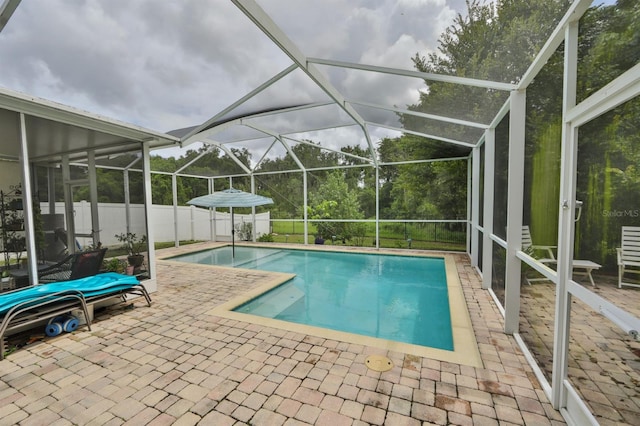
[0, 273, 140, 315]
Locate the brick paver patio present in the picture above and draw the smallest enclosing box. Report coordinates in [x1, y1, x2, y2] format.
[520, 277, 640, 426]
[0, 243, 568, 425]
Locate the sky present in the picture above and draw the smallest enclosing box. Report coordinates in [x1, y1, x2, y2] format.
[0, 0, 466, 138]
[3, 0, 600, 164]
[0, 0, 616, 159]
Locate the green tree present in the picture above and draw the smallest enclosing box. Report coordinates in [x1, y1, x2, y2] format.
[308, 171, 364, 242]
[151, 174, 180, 205]
[377, 134, 468, 220]
[256, 141, 346, 220]
[523, 0, 640, 267]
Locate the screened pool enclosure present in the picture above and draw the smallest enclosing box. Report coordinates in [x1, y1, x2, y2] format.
[0, 0, 639, 424]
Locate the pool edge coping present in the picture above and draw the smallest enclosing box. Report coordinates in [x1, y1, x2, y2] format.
[161, 245, 483, 368]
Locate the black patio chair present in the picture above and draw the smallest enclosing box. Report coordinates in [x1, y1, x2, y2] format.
[38, 248, 108, 283]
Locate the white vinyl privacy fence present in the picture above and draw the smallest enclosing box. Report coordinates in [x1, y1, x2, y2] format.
[40, 202, 270, 249]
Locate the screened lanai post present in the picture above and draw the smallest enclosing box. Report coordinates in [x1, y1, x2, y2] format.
[551, 20, 579, 410]
[278, 136, 307, 243]
[172, 174, 179, 247]
[251, 175, 256, 243]
[470, 146, 481, 269]
[466, 156, 472, 258]
[174, 145, 219, 246]
[504, 90, 526, 334]
[142, 143, 156, 287]
[209, 178, 215, 242]
[230, 207, 235, 256]
[18, 112, 39, 285]
[123, 155, 140, 237]
[375, 166, 379, 249]
[123, 168, 130, 234]
[481, 128, 495, 290]
[303, 170, 308, 245]
[87, 151, 101, 246]
[61, 155, 77, 253]
[362, 125, 379, 248]
[47, 167, 56, 218]
[0, 0, 20, 34]
[228, 178, 233, 253]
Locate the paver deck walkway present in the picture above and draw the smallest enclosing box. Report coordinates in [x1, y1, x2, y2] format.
[520, 277, 640, 426]
[0, 243, 566, 425]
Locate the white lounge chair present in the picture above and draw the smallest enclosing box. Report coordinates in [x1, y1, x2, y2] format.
[618, 226, 640, 289]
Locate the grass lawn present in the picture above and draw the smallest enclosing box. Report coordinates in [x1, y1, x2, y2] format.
[269, 221, 466, 251]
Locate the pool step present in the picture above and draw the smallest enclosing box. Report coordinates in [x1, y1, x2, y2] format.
[242, 284, 304, 317]
[233, 249, 288, 269]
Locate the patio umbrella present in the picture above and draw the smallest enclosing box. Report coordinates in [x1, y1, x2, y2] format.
[187, 188, 273, 257]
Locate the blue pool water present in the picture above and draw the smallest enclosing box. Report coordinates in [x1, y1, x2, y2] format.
[170, 246, 453, 350]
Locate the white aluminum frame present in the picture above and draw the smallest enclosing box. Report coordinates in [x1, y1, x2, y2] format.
[464, 2, 640, 423]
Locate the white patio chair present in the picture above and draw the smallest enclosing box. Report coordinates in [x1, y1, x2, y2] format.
[522, 226, 556, 284]
[522, 226, 556, 263]
[522, 226, 601, 286]
[618, 226, 640, 289]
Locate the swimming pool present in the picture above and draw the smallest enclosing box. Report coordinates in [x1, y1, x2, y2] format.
[170, 246, 453, 350]
[166, 244, 482, 367]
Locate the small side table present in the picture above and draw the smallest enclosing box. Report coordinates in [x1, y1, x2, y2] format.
[572, 260, 601, 287]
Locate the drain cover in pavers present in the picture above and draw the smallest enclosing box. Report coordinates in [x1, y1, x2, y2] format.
[365, 354, 393, 372]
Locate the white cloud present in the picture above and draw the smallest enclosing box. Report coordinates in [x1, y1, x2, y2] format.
[0, 0, 468, 140]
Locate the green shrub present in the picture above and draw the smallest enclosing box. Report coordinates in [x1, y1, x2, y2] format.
[257, 233, 275, 242]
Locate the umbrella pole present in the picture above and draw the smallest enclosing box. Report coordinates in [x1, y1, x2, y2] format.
[231, 208, 235, 258]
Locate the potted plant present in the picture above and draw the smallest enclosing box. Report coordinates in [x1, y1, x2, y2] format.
[114, 232, 147, 268]
[6, 233, 25, 266]
[5, 211, 23, 231]
[1, 268, 11, 284]
[103, 257, 130, 274]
